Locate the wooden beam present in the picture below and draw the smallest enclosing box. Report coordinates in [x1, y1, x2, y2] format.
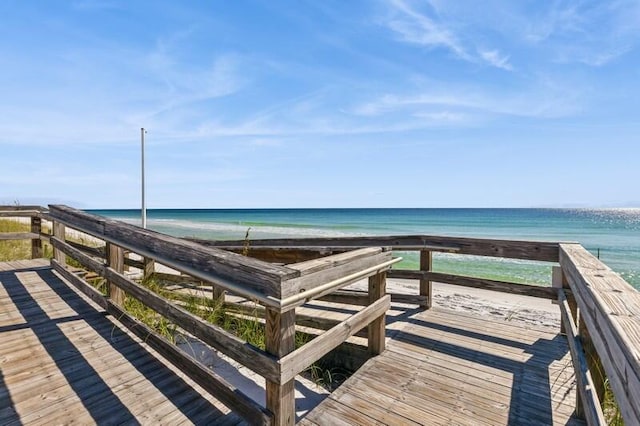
[558, 289, 606, 424]
[188, 243, 350, 264]
[0, 205, 44, 211]
[48, 205, 298, 300]
[281, 250, 394, 299]
[51, 259, 107, 309]
[50, 236, 281, 383]
[107, 243, 125, 305]
[368, 272, 387, 355]
[102, 267, 281, 383]
[265, 308, 296, 426]
[318, 289, 427, 306]
[288, 248, 384, 276]
[279, 295, 390, 383]
[0, 232, 40, 240]
[199, 235, 561, 262]
[388, 270, 558, 300]
[560, 243, 640, 425]
[143, 257, 155, 279]
[30, 216, 43, 259]
[51, 237, 106, 276]
[53, 221, 66, 266]
[419, 250, 432, 309]
[580, 315, 607, 411]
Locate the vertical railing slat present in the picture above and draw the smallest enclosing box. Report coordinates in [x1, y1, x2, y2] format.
[265, 308, 296, 426]
[419, 249, 433, 309]
[30, 215, 43, 258]
[107, 243, 125, 305]
[368, 271, 387, 355]
[53, 221, 66, 266]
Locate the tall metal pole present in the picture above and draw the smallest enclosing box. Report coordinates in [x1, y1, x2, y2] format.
[141, 128, 147, 229]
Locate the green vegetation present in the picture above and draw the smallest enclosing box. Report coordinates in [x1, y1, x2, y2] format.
[123, 276, 344, 390]
[0, 218, 343, 391]
[0, 218, 52, 261]
[603, 379, 624, 425]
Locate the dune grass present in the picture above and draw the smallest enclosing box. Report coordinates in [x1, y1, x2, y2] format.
[122, 276, 341, 390]
[0, 218, 53, 261]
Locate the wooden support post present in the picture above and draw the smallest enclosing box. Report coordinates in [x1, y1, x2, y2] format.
[30, 216, 43, 259]
[579, 316, 606, 407]
[143, 257, 155, 280]
[212, 284, 226, 306]
[107, 243, 126, 305]
[265, 308, 296, 426]
[368, 271, 387, 355]
[555, 266, 578, 335]
[552, 266, 565, 333]
[419, 250, 433, 309]
[53, 221, 66, 266]
[555, 266, 583, 416]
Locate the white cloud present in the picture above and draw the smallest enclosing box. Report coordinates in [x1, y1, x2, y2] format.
[478, 49, 513, 71]
[351, 80, 582, 121]
[382, 0, 470, 60]
[381, 0, 512, 69]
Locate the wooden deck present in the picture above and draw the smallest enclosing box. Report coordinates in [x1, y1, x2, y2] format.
[301, 304, 585, 426]
[1, 259, 587, 425]
[0, 259, 245, 425]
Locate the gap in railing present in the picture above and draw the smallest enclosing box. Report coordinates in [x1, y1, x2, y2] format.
[392, 250, 554, 286]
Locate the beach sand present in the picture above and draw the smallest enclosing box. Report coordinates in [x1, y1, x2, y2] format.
[173, 276, 560, 420]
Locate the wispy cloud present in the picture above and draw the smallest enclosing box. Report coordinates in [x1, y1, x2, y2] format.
[380, 0, 513, 70]
[525, 1, 640, 66]
[351, 80, 583, 121]
[0, 33, 248, 146]
[478, 49, 513, 71]
[384, 0, 470, 60]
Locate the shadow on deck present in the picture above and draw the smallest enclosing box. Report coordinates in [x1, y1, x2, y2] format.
[1, 259, 587, 425]
[301, 304, 586, 425]
[0, 260, 244, 425]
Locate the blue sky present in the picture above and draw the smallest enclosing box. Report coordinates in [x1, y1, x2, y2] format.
[1, 0, 639, 208]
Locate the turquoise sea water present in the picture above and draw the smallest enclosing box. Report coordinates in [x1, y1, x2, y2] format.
[90, 208, 640, 289]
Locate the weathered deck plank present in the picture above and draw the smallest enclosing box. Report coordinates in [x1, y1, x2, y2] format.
[0, 260, 246, 425]
[304, 307, 586, 426]
[1, 259, 588, 425]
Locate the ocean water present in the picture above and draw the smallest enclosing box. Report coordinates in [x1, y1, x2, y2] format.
[90, 208, 640, 289]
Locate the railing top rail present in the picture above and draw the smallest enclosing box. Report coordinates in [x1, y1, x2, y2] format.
[559, 243, 640, 425]
[45, 205, 399, 310]
[195, 235, 566, 262]
[0, 205, 47, 218]
[0, 205, 46, 212]
[47, 205, 298, 304]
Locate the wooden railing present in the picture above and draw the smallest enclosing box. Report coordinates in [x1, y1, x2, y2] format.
[0, 205, 45, 258]
[559, 243, 640, 425]
[1, 205, 397, 426]
[195, 235, 561, 309]
[203, 235, 640, 426]
[2, 206, 639, 425]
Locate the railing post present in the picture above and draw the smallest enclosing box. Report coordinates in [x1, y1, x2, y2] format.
[265, 308, 296, 426]
[53, 221, 66, 266]
[579, 315, 606, 408]
[212, 284, 226, 306]
[554, 265, 584, 417]
[368, 271, 387, 355]
[30, 215, 43, 259]
[419, 249, 433, 309]
[143, 257, 155, 280]
[107, 242, 126, 305]
[554, 266, 578, 335]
